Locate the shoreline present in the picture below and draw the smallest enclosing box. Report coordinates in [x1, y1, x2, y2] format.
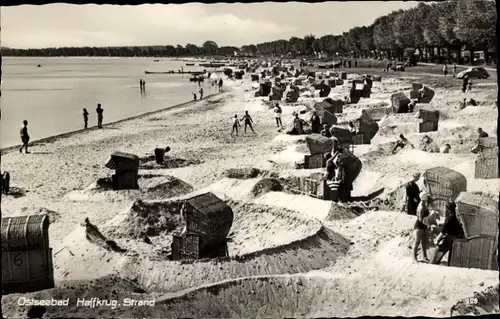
[0, 92, 223, 155]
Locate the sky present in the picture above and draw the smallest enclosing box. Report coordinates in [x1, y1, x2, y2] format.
[1, 2, 419, 49]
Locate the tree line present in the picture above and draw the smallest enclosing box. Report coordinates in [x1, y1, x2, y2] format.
[253, 0, 496, 64]
[2, 0, 496, 65]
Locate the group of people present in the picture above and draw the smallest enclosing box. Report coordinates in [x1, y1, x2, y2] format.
[83, 104, 104, 130]
[231, 111, 255, 136]
[442, 63, 457, 77]
[192, 87, 204, 101]
[212, 78, 224, 92]
[404, 172, 465, 264]
[139, 79, 146, 92]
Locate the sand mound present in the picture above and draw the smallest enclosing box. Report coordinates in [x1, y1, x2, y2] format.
[1, 275, 150, 319]
[105, 199, 183, 239]
[224, 167, 262, 179]
[250, 178, 283, 197]
[121, 225, 348, 294]
[326, 202, 363, 220]
[118, 200, 349, 293]
[140, 156, 203, 170]
[66, 174, 193, 202]
[451, 285, 500, 316]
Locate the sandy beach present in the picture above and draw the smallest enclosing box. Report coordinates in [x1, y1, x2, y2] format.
[1, 64, 498, 318]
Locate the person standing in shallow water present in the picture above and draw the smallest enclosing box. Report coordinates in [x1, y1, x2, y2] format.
[19, 120, 30, 154]
[83, 108, 89, 129]
[96, 104, 104, 129]
[199, 88, 204, 100]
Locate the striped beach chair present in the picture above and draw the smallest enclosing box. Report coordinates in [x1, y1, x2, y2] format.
[326, 180, 341, 191]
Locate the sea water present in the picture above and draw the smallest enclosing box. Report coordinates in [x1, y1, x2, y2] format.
[1, 57, 215, 148]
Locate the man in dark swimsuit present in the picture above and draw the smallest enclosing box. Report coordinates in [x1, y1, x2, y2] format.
[310, 111, 321, 134]
[19, 120, 30, 154]
[83, 108, 89, 129]
[430, 201, 465, 265]
[240, 111, 255, 134]
[404, 172, 421, 215]
[392, 134, 413, 154]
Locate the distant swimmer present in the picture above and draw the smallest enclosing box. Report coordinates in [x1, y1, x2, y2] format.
[83, 108, 89, 129]
[96, 103, 104, 129]
[19, 120, 30, 154]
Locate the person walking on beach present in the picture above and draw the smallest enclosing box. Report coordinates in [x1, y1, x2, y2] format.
[218, 78, 223, 92]
[19, 120, 30, 154]
[442, 64, 448, 77]
[240, 111, 255, 134]
[83, 108, 89, 129]
[199, 88, 204, 100]
[462, 75, 468, 93]
[467, 79, 472, 92]
[274, 103, 283, 128]
[96, 103, 104, 129]
[452, 63, 457, 77]
[230, 115, 241, 136]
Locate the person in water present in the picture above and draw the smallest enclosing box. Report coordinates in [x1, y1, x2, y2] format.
[19, 120, 30, 154]
[96, 104, 104, 129]
[83, 108, 89, 129]
[240, 111, 255, 134]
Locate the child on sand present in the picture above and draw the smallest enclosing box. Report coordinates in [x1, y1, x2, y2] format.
[192, 93, 197, 101]
[230, 115, 241, 136]
[274, 103, 283, 128]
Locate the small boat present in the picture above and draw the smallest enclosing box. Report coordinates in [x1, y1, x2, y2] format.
[186, 63, 195, 66]
[199, 63, 225, 68]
